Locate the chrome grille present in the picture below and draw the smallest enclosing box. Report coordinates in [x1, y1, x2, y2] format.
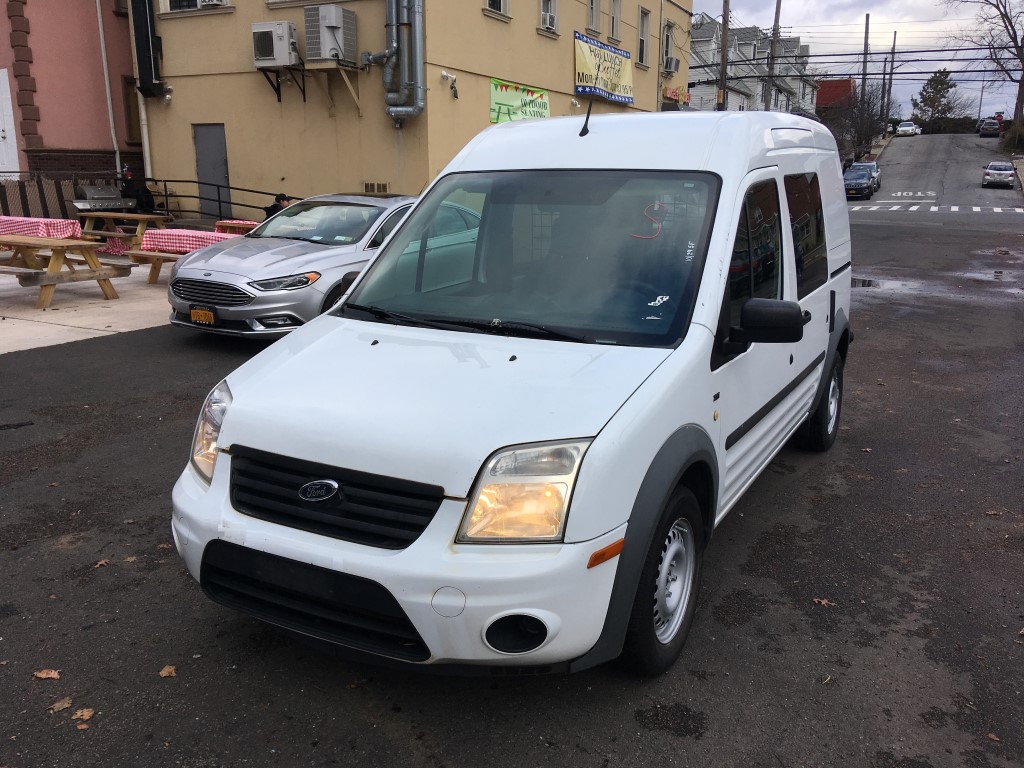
[229, 446, 445, 550]
[171, 278, 253, 307]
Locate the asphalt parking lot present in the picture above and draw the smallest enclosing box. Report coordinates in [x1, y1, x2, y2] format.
[1, 210, 1022, 767]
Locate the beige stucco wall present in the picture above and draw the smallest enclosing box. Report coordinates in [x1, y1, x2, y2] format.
[143, 0, 691, 218]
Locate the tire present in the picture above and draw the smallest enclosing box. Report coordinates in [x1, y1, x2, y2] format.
[620, 487, 704, 676]
[799, 355, 844, 452]
[320, 278, 354, 314]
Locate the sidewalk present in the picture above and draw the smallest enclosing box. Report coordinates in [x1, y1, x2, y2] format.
[0, 267, 171, 355]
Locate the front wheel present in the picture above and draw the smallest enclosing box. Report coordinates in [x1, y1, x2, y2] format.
[620, 487, 704, 676]
[799, 355, 844, 451]
[320, 278, 354, 314]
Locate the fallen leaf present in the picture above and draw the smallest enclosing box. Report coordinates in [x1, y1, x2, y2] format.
[48, 594, 57, 600]
[159, 665, 176, 678]
[93, 559, 110, 569]
[861, 448, 873, 454]
[123, 519, 135, 525]
[72, 708, 94, 721]
[813, 598, 838, 608]
[34, 669, 61, 680]
[988, 733, 1000, 742]
[157, 543, 173, 550]
[76, 723, 89, 731]
[123, 556, 138, 563]
[985, 510, 1003, 518]
[48, 482, 59, 487]
[48, 697, 73, 714]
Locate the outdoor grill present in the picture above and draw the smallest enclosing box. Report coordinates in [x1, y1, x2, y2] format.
[71, 184, 137, 213]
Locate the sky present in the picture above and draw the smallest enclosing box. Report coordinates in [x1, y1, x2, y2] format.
[689, 0, 1018, 119]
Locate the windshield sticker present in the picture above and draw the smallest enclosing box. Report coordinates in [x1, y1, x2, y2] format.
[648, 295, 670, 307]
[631, 201, 667, 240]
[686, 240, 696, 262]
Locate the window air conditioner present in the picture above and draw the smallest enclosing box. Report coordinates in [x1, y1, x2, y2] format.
[540, 12, 557, 30]
[305, 4, 358, 65]
[252, 22, 299, 69]
[662, 56, 681, 74]
[198, 0, 229, 8]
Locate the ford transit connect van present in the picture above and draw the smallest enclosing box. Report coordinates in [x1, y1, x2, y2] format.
[172, 112, 852, 676]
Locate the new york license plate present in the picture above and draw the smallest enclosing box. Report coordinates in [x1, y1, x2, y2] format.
[190, 306, 217, 325]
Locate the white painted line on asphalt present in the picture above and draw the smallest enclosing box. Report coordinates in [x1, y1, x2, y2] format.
[909, 206, 920, 211]
[869, 206, 880, 210]
[1017, 208, 1024, 213]
[973, 206, 982, 212]
[993, 208, 1003, 212]
[889, 206, 901, 210]
[850, 206, 863, 210]
[931, 206, 939, 211]
[951, 206, 959, 211]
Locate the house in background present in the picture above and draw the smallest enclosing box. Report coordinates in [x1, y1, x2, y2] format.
[0, 0, 141, 177]
[127, 0, 693, 220]
[687, 12, 816, 115]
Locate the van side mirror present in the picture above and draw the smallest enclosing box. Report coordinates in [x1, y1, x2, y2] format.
[729, 298, 809, 345]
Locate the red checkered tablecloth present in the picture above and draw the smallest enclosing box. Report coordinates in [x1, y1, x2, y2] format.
[0, 216, 82, 239]
[141, 228, 240, 254]
[215, 219, 260, 234]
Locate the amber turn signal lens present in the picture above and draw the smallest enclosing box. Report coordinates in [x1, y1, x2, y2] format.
[587, 538, 625, 569]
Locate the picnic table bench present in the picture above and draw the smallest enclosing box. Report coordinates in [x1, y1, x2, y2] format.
[127, 228, 241, 283]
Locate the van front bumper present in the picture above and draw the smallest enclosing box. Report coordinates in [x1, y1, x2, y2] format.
[171, 462, 625, 668]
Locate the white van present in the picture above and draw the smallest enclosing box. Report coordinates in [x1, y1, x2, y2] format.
[172, 112, 852, 675]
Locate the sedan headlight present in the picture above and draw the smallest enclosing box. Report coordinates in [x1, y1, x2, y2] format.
[249, 272, 321, 291]
[190, 380, 232, 483]
[457, 440, 590, 543]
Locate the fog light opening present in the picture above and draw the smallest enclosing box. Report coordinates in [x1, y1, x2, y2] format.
[485, 614, 548, 654]
[258, 315, 300, 328]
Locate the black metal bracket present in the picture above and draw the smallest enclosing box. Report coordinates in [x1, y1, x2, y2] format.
[259, 65, 307, 103]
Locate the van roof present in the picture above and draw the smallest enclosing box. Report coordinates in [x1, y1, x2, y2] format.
[445, 111, 839, 178]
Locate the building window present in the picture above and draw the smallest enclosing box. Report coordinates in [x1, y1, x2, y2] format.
[609, 0, 621, 39]
[539, 0, 556, 29]
[122, 77, 142, 144]
[487, 0, 508, 14]
[169, 0, 197, 9]
[588, 0, 600, 33]
[638, 8, 650, 66]
[663, 22, 674, 62]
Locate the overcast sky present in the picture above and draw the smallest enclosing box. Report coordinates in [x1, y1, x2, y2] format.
[690, 0, 1017, 119]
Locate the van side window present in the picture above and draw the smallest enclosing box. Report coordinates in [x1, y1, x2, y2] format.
[727, 181, 782, 327]
[783, 173, 828, 298]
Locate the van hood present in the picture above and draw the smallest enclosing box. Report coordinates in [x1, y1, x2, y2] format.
[177, 237, 364, 278]
[218, 316, 671, 497]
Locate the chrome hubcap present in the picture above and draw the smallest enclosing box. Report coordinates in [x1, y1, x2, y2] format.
[826, 372, 840, 434]
[653, 519, 695, 644]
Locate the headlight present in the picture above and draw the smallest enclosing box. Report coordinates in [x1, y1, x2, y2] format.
[190, 380, 232, 483]
[249, 272, 321, 291]
[457, 440, 590, 543]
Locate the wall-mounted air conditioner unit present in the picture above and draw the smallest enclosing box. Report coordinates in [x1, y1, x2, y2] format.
[198, 0, 229, 8]
[252, 22, 299, 69]
[540, 12, 557, 30]
[304, 4, 358, 65]
[663, 56, 681, 74]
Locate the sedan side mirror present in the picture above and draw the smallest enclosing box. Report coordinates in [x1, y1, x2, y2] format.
[730, 298, 810, 345]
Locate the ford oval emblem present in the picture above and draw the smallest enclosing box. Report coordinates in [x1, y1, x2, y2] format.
[298, 479, 339, 502]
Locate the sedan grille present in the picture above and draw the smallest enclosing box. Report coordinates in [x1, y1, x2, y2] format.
[200, 540, 430, 661]
[229, 446, 446, 550]
[171, 278, 254, 307]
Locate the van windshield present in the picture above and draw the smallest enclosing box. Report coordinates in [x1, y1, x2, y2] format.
[340, 170, 720, 347]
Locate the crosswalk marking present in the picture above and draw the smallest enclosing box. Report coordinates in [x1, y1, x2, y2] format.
[849, 204, 1024, 214]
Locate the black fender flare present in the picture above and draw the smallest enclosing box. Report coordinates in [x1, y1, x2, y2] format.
[569, 425, 718, 672]
[807, 301, 852, 416]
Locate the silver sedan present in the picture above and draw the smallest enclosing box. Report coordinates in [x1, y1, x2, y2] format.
[167, 194, 415, 338]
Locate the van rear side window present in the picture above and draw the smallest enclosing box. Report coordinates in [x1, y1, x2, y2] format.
[727, 181, 783, 328]
[784, 173, 828, 299]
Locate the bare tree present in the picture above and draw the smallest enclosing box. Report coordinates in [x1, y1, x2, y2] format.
[945, 0, 1024, 122]
[817, 80, 888, 160]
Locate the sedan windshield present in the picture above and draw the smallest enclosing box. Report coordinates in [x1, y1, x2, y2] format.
[249, 202, 386, 244]
[844, 171, 870, 181]
[340, 170, 720, 347]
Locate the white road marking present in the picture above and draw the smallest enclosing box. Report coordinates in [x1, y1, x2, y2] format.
[973, 206, 981, 212]
[889, 206, 901, 210]
[909, 205, 920, 211]
[951, 206, 959, 212]
[993, 207, 1003, 212]
[931, 206, 939, 211]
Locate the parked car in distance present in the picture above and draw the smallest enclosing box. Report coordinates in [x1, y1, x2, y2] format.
[843, 168, 873, 199]
[172, 111, 853, 677]
[982, 160, 1015, 188]
[168, 194, 419, 337]
[979, 120, 1001, 138]
[896, 121, 917, 137]
[915, 126, 922, 135]
[850, 161, 881, 191]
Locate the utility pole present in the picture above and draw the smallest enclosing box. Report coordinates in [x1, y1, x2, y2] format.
[717, 0, 729, 111]
[764, 0, 782, 111]
[879, 56, 889, 123]
[885, 31, 896, 121]
[861, 14, 869, 107]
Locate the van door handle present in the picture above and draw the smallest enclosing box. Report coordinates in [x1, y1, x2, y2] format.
[801, 310, 812, 325]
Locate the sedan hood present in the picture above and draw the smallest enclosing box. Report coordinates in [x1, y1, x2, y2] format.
[218, 316, 671, 497]
[178, 237, 365, 278]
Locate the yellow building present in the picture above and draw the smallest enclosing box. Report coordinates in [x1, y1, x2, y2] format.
[133, 0, 692, 219]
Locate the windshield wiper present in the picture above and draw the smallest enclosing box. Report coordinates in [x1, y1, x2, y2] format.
[342, 303, 473, 332]
[475, 319, 590, 343]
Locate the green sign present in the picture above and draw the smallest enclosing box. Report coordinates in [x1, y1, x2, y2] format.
[490, 78, 551, 123]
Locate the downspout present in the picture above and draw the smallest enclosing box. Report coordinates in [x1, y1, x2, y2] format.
[363, 0, 399, 95]
[385, 0, 425, 126]
[125, 0, 153, 177]
[95, 0, 122, 175]
[385, 0, 412, 107]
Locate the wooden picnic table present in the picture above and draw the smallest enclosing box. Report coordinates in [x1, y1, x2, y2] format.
[215, 219, 260, 235]
[78, 211, 171, 253]
[0, 234, 132, 309]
